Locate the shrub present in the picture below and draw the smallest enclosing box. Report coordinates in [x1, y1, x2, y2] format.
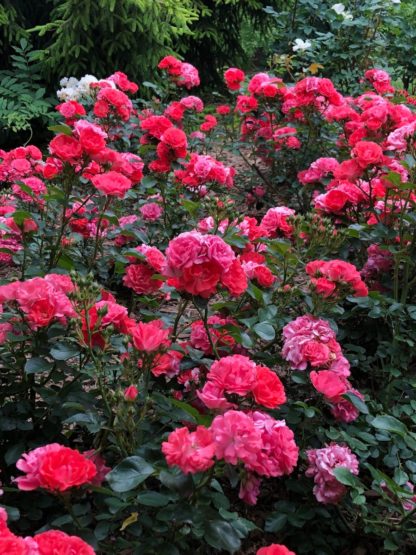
[0, 56, 416, 554]
[0, 39, 55, 146]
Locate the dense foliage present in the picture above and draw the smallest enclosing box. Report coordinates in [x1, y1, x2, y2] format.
[265, 0, 416, 92]
[0, 55, 416, 555]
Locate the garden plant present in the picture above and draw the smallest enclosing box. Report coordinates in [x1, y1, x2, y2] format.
[0, 51, 416, 555]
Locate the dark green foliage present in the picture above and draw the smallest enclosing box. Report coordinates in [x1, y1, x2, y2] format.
[0, 39, 55, 146]
[30, 0, 197, 83]
[179, 0, 281, 86]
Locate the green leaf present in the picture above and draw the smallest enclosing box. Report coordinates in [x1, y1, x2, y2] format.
[50, 342, 80, 361]
[107, 456, 154, 493]
[12, 210, 32, 226]
[265, 512, 287, 532]
[253, 322, 275, 341]
[24, 357, 54, 374]
[333, 467, 360, 487]
[136, 491, 170, 507]
[384, 538, 399, 551]
[372, 415, 407, 436]
[343, 392, 369, 414]
[158, 470, 193, 494]
[48, 124, 73, 135]
[204, 520, 241, 553]
[171, 398, 212, 426]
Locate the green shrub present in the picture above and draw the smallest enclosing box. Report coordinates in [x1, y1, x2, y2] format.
[0, 39, 54, 146]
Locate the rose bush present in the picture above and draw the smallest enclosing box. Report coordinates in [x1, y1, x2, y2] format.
[0, 57, 415, 554]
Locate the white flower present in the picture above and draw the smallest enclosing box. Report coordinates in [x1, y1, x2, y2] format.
[331, 3, 353, 20]
[293, 38, 312, 52]
[331, 3, 346, 15]
[56, 74, 100, 100]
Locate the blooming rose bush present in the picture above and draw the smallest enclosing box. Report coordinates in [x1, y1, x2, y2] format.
[0, 56, 415, 554]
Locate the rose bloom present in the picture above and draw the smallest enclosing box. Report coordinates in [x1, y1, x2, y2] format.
[306, 443, 359, 504]
[253, 366, 286, 409]
[221, 259, 248, 296]
[216, 104, 231, 115]
[16, 444, 97, 492]
[319, 190, 349, 213]
[158, 55, 183, 76]
[302, 340, 331, 367]
[131, 320, 170, 352]
[74, 120, 107, 154]
[34, 530, 96, 555]
[180, 261, 222, 297]
[257, 545, 296, 555]
[140, 202, 162, 221]
[239, 473, 261, 505]
[210, 410, 261, 466]
[162, 426, 215, 474]
[224, 67, 245, 90]
[248, 412, 299, 477]
[261, 206, 295, 238]
[236, 95, 258, 113]
[124, 385, 139, 401]
[353, 140, 383, 168]
[253, 265, 276, 288]
[49, 134, 82, 161]
[91, 171, 132, 198]
[310, 370, 349, 402]
[123, 263, 164, 295]
[208, 354, 257, 396]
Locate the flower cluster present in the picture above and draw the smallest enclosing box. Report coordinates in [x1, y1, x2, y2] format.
[158, 55, 200, 89]
[123, 245, 166, 295]
[163, 231, 247, 297]
[175, 153, 235, 191]
[0, 508, 95, 554]
[198, 354, 286, 410]
[306, 444, 359, 504]
[306, 259, 368, 299]
[163, 409, 298, 504]
[0, 275, 75, 331]
[282, 314, 350, 375]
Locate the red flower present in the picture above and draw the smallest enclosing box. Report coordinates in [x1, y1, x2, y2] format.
[253, 265, 276, 288]
[310, 370, 349, 402]
[236, 95, 258, 113]
[181, 261, 221, 297]
[321, 189, 349, 212]
[222, 259, 248, 296]
[16, 444, 97, 492]
[74, 120, 107, 154]
[160, 127, 188, 158]
[49, 134, 82, 162]
[34, 530, 95, 554]
[216, 104, 231, 115]
[313, 277, 337, 297]
[123, 263, 163, 295]
[253, 366, 286, 409]
[38, 447, 97, 492]
[124, 385, 139, 401]
[224, 68, 245, 90]
[257, 544, 296, 555]
[158, 55, 183, 76]
[131, 320, 170, 352]
[353, 141, 383, 168]
[91, 171, 132, 198]
[162, 426, 215, 474]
